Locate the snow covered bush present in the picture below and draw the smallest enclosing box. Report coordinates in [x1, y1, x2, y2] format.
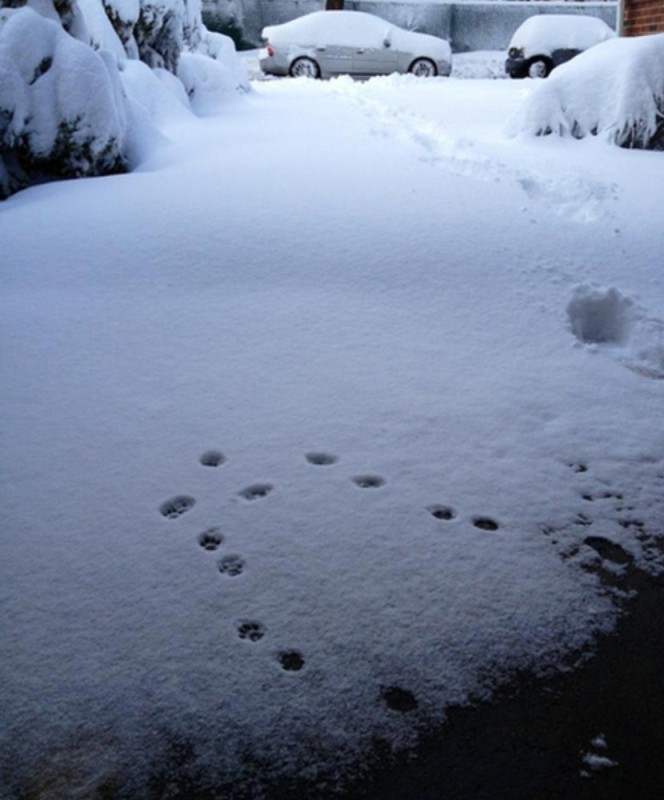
[178, 29, 248, 115]
[0, 0, 247, 199]
[91, 0, 210, 71]
[97, 0, 141, 57]
[508, 34, 664, 150]
[95, 0, 247, 81]
[0, 6, 128, 199]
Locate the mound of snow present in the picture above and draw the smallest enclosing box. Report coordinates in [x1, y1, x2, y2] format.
[120, 59, 190, 123]
[0, 6, 129, 198]
[178, 50, 247, 115]
[124, 24, 249, 120]
[507, 34, 664, 149]
[176, 26, 250, 115]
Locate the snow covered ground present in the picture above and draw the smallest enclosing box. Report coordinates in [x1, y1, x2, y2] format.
[2, 55, 664, 797]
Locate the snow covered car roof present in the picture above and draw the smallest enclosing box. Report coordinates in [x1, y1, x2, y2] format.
[262, 10, 451, 64]
[508, 14, 616, 59]
[508, 33, 664, 149]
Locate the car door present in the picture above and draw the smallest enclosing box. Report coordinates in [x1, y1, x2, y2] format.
[351, 22, 398, 76]
[353, 42, 399, 76]
[314, 42, 354, 76]
[307, 12, 356, 77]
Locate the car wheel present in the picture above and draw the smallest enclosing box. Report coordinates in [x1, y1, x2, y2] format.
[527, 58, 552, 79]
[408, 58, 438, 78]
[289, 57, 320, 79]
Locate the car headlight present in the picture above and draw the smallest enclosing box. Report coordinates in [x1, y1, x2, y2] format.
[508, 47, 524, 59]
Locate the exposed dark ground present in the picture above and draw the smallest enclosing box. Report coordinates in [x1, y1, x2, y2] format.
[210, 561, 663, 800]
[354, 566, 664, 800]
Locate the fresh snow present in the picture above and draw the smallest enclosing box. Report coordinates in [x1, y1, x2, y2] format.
[2, 53, 664, 797]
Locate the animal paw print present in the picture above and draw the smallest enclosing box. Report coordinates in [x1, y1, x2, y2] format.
[160, 495, 195, 519]
[237, 620, 266, 642]
[305, 452, 338, 466]
[200, 450, 226, 467]
[218, 554, 245, 577]
[472, 516, 499, 531]
[198, 528, 223, 551]
[568, 462, 588, 474]
[581, 490, 623, 502]
[238, 483, 274, 501]
[352, 475, 385, 489]
[381, 685, 418, 713]
[277, 650, 305, 672]
[428, 505, 457, 521]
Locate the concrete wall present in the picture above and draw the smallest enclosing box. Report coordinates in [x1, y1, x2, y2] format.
[448, 2, 617, 51]
[202, 1, 618, 51]
[348, 2, 453, 40]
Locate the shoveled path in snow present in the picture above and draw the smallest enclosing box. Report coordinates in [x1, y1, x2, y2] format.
[1, 74, 664, 797]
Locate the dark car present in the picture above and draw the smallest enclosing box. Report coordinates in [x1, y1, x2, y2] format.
[505, 14, 616, 79]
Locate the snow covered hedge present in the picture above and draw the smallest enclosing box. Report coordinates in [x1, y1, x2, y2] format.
[508, 34, 664, 150]
[0, 0, 247, 200]
[0, 6, 128, 197]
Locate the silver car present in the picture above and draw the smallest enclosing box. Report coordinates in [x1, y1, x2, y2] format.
[260, 10, 452, 79]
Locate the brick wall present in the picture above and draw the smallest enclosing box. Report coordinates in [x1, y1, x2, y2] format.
[624, 0, 664, 35]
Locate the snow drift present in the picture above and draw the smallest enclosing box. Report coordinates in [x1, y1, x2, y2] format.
[1, 55, 664, 800]
[508, 34, 664, 150]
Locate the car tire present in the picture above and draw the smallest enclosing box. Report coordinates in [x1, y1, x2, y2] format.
[408, 58, 438, 78]
[527, 58, 552, 79]
[289, 57, 320, 79]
